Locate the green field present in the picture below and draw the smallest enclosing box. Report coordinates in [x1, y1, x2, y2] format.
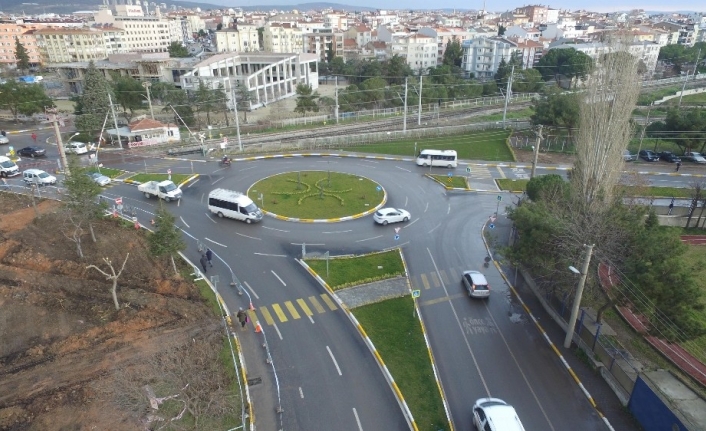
[127, 173, 193, 186]
[430, 174, 468, 189]
[664, 92, 706, 105]
[496, 178, 529, 191]
[249, 171, 383, 219]
[347, 130, 514, 162]
[305, 250, 404, 290]
[679, 244, 706, 364]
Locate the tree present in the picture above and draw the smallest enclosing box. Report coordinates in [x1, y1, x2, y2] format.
[14, 37, 30, 72]
[293, 83, 320, 115]
[168, 41, 190, 58]
[193, 80, 219, 126]
[0, 80, 53, 122]
[383, 54, 413, 85]
[442, 38, 463, 68]
[75, 61, 113, 139]
[525, 174, 568, 202]
[531, 87, 581, 140]
[216, 23, 223, 31]
[148, 204, 185, 275]
[498, 25, 507, 36]
[536, 48, 594, 88]
[235, 82, 253, 122]
[198, 29, 207, 38]
[653, 108, 706, 154]
[86, 254, 130, 311]
[62, 157, 104, 245]
[162, 88, 195, 126]
[112, 75, 146, 123]
[513, 68, 543, 93]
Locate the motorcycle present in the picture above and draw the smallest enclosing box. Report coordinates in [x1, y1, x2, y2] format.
[219, 158, 232, 167]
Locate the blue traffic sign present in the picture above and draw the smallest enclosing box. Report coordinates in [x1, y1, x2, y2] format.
[489, 224, 495, 229]
[376, 186, 382, 192]
[394, 234, 400, 241]
[447, 172, 452, 177]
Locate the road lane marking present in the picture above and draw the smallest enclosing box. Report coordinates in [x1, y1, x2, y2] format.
[404, 196, 408, 206]
[235, 232, 261, 240]
[322, 230, 352, 234]
[284, 301, 301, 319]
[430, 272, 440, 288]
[271, 303, 288, 322]
[395, 166, 411, 172]
[179, 216, 190, 228]
[297, 298, 313, 317]
[496, 166, 506, 179]
[440, 269, 450, 285]
[424, 202, 429, 212]
[290, 242, 325, 246]
[243, 281, 259, 299]
[420, 273, 430, 290]
[419, 293, 465, 306]
[299, 387, 304, 398]
[187, 178, 199, 188]
[308, 296, 326, 313]
[352, 408, 363, 431]
[254, 253, 287, 257]
[428, 223, 441, 234]
[273, 322, 283, 340]
[211, 177, 224, 185]
[271, 270, 286, 286]
[263, 226, 290, 233]
[320, 294, 338, 311]
[205, 213, 217, 223]
[326, 346, 342, 376]
[205, 237, 227, 248]
[404, 218, 418, 228]
[260, 306, 275, 326]
[356, 235, 382, 242]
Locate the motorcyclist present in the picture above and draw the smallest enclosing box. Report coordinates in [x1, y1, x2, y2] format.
[221, 155, 231, 165]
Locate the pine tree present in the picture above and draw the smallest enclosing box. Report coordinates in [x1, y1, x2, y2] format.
[14, 37, 30, 72]
[148, 204, 186, 275]
[75, 61, 113, 139]
[294, 83, 320, 115]
[235, 83, 253, 122]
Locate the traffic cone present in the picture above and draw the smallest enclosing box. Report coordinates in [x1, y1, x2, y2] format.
[254, 322, 262, 333]
[249, 302, 255, 311]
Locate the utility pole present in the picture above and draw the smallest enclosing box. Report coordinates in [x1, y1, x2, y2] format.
[692, 47, 701, 79]
[636, 105, 651, 159]
[417, 74, 422, 126]
[334, 76, 339, 125]
[46, 107, 69, 176]
[108, 93, 123, 149]
[678, 71, 690, 108]
[403, 77, 408, 133]
[228, 80, 243, 152]
[531, 124, 542, 179]
[564, 244, 594, 349]
[502, 65, 514, 127]
[142, 81, 155, 120]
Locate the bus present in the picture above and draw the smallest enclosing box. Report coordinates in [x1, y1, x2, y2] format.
[415, 149, 458, 168]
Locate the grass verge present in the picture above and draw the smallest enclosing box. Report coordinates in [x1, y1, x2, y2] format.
[87, 166, 122, 178]
[304, 250, 404, 290]
[430, 174, 468, 188]
[250, 171, 383, 219]
[353, 297, 450, 431]
[126, 173, 193, 185]
[678, 244, 706, 364]
[496, 178, 529, 191]
[619, 185, 692, 198]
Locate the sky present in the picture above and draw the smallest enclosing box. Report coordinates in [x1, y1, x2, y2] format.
[214, 0, 705, 14]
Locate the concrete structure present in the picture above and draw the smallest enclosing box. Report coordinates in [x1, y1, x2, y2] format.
[303, 29, 343, 61]
[214, 23, 260, 52]
[91, 6, 175, 54]
[461, 36, 518, 79]
[515, 5, 549, 23]
[0, 22, 42, 66]
[345, 25, 373, 49]
[180, 52, 319, 111]
[653, 22, 700, 46]
[548, 40, 660, 78]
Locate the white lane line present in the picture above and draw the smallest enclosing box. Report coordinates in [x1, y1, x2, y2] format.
[447, 203, 451, 215]
[240, 166, 256, 171]
[205, 238, 227, 247]
[200, 193, 204, 204]
[253, 253, 287, 257]
[396, 166, 411, 172]
[262, 226, 290, 233]
[403, 219, 418, 228]
[322, 230, 352, 234]
[273, 322, 283, 340]
[299, 387, 304, 399]
[243, 281, 259, 300]
[428, 223, 441, 234]
[235, 232, 261, 240]
[205, 213, 217, 223]
[187, 178, 199, 188]
[352, 408, 363, 431]
[308, 314, 315, 324]
[179, 216, 190, 228]
[177, 198, 181, 207]
[424, 202, 429, 213]
[211, 177, 224, 185]
[355, 235, 383, 242]
[404, 196, 408, 207]
[290, 242, 325, 246]
[496, 166, 506, 179]
[326, 346, 342, 376]
[271, 270, 286, 286]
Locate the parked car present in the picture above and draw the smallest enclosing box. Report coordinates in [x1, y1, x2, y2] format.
[639, 150, 659, 162]
[17, 146, 46, 157]
[623, 150, 636, 162]
[462, 270, 490, 299]
[472, 398, 525, 431]
[373, 208, 411, 225]
[65, 141, 89, 155]
[659, 151, 681, 163]
[0, 135, 9, 145]
[685, 152, 706, 164]
[22, 169, 56, 186]
[86, 172, 111, 186]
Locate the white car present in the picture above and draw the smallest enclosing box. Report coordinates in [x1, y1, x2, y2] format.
[0, 135, 9, 145]
[86, 172, 111, 186]
[685, 152, 706, 164]
[373, 208, 410, 225]
[66, 141, 89, 155]
[462, 270, 490, 298]
[472, 398, 525, 431]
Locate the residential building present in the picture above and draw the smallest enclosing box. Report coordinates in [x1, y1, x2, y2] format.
[91, 6, 174, 53]
[653, 22, 699, 46]
[214, 23, 260, 52]
[34, 27, 120, 63]
[303, 29, 343, 61]
[461, 36, 518, 79]
[505, 36, 543, 69]
[548, 40, 659, 77]
[418, 26, 472, 66]
[504, 25, 541, 41]
[263, 23, 303, 53]
[390, 33, 437, 73]
[0, 22, 42, 66]
[106, 118, 180, 148]
[345, 25, 373, 49]
[515, 5, 548, 24]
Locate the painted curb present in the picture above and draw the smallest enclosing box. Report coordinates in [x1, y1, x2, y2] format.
[480, 222, 616, 431]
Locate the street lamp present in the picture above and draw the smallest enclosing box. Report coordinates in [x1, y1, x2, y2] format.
[564, 244, 594, 349]
[66, 132, 80, 144]
[142, 81, 155, 120]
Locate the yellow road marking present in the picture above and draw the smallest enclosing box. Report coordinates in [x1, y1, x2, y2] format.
[320, 294, 338, 310]
[430, 272, 440, 288]
[259, 306, 275, 326]
[420, 273, 431, 289]
[309, 296, 326, 314]
[420, 293, 466, 306]
[297, 298, 313, 316]
[271, 303, 288, 322]
[285, 301, 301, 319]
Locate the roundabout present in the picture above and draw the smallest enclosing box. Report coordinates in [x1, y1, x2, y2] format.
[248, 170, 387, 221]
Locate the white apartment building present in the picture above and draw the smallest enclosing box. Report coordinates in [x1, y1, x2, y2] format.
[345, 25, 373, 49]
[92, 6, 175, 53]
[303, 29, 343, 61]
[461, 37, 518, 79]
[214, 23, 259, 52]
[390, 33, 437, 73]
[548, 41, 659, 77]
[34, 26, 123, 63]
[418, 26, 472, 66]
[263, 23, 303, 54]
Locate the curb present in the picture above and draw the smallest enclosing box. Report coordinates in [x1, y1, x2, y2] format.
[480, 221, 616, 431]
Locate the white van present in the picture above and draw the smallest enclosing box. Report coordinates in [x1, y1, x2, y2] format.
[23, 169, 57, 186]
[66, 141, 88, 155]
[0, 156, 20, 177]
[208, 188, 263, 223]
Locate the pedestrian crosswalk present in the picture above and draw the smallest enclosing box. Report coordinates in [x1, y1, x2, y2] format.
[469, 166, 492, 179]
[410, 266, 472, 291]
[252, 293, 339, 326]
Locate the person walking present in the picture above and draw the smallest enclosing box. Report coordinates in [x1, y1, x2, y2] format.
[236, 308, 248, 329]
[31, 132, 37, 143]
[199, 254, 208, 273]
[206, 248, 213, 267]
[676, 161, 681, 172]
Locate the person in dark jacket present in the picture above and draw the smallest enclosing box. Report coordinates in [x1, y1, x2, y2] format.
[236, 308, 248, 329]
[199, 254, 208, 273]
[206, 248, 213, 267]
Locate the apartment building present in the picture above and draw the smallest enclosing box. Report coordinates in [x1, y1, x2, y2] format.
[515, 5, 548, 24]
[417, 26, 472, 66]
[303, 29, 343, 61]
[390, 33, 437, 73]
[91, 6, 176, 53]
[461, 37, 518, 79]
[345, 25, 373, 49]
[34, 27, 121, 63]
[548, 41, 659, 77]
[214, 23, 260, 52]
[263, 23, 303, 54]
[505, 36, 543, 69]
[0, 22, 42, 66]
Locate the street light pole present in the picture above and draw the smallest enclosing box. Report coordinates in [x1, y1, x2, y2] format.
[142, 81, 155, 120]
[531, 125, 542, 179]
[564, 244, 594, 349]
[46, 107, 70, 176]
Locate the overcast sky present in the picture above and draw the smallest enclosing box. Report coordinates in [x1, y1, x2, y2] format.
[220, 0, 705, 13]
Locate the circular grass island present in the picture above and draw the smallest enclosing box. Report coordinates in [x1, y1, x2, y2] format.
[248, 171, 386, 220]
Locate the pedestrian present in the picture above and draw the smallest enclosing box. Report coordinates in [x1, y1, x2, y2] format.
[236, 307, 248, 329]
[206, 248, 213, 267]
[669, 202, 674, 215]
[199, 254, 208, 273]
[31, 132, 37, 143]
[676, 161, 681, 172]
[1, 130, 6, 137]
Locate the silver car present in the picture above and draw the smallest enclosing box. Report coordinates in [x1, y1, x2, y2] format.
[87, 172, 111, 186]
[685, 152, 706, 164]
[373, 207, 410, 225]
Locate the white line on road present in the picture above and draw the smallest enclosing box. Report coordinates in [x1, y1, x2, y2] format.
[395, 166, 411, 172]
[211, 177, 224, 185]
[404, 219, 418, 228]
[205, 213, 217, 223]
[424, 202, 429, 213]
[205, 238, 227, 247]
[253, 253, 287, 257]
[239, 166, 256, 171]
[200, 193, 204, 204]
[180, 216, 190, 228]
[326, 346, 342, 376]
[308, 314, 315, 324]
[273, 322, 283, 340]
[271, 270, 286, 286]
[177, 198, 180, 207]
[290, 242, 325, 246]
[243, 281, 259, 300]
[355, 235, 383, 242]
[404, 196, 408, 207]
[447, 203, 451, 215]
[428, 223, 441, 234]
[299, 387, 304, 398]
[262, 226, 290, 233]
[352, 408, 363, 431]
[496, 166, 506, 179]
[187, 178, 199, 188]
[235, 232, 261, 240]
[322, 230, 352, 234]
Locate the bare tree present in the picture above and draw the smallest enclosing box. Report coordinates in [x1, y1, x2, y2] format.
[62, 211, 86, 258]
[86, 253, 130, 310]
[686, 181, 705, 228]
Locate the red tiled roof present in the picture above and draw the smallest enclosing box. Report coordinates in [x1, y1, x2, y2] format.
[129, 118, 167, 131]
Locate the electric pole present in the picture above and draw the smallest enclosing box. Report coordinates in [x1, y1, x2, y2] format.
[142, 81, 155, 120]
[502, 65, 514, 127]
[403, 77, 408, 133]
[228, 80, 243, 152]
[531, 125, 542, 179]
[564, 244, 594, 349]
[108, 93, 122, 149]
[417, 74, 422, 126]
[334, 76, 339, 125]
[46, 107, 69, 176]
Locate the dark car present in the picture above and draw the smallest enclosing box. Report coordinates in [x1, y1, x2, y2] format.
[17, 146, 46, 157]
[659, 151, 681, 163]
[639, 150, 659, 162]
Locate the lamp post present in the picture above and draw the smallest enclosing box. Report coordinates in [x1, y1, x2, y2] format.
[142, 81, 155, 120]
[564, 244, 594, 349]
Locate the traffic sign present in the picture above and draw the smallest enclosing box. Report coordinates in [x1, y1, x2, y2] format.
[412, 290, 421, 298]
[489, 223, 495, 229]
[115, 197, 123, 205]
[376, 186, 382, 192]
[394, 234, 400, 241]
[394, 227, 401, 233]
[167, 169, 172, 175]
[466, 166, 471, 174]
[447, 172, 452, 177]
[497, 195, 502, 201]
